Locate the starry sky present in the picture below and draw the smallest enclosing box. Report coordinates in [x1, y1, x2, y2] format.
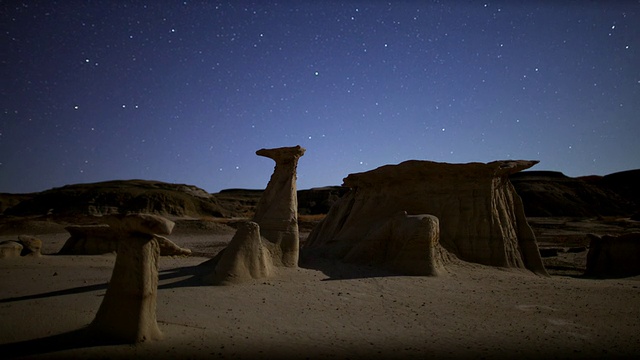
[2, 1, 639, 194]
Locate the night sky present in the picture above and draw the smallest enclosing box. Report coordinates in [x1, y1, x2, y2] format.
[2, 1, 639, 194]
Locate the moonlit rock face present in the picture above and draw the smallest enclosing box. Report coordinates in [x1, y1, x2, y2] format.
[253, 145, 306, 267]
[204, 145, 305, 285]
[304, 159, 547, 276]
[90, 213, 174, 343]
[205, 221, 273, 285]
[256, 145, 306, 164]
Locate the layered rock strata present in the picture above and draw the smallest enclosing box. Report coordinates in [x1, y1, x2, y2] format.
[303, 160, 548, 276]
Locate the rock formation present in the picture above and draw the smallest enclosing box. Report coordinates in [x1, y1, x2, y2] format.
[90, 214, 174, 343]
[60, 225, 115, 254]
[206, 146, 304, 284]
[155, 235, 192, 256]
[203, 221, 273, 285]
[0, 235, 43, 258]
[303, 160, 548, 276]
[341, 211, 449, 276]
[0, 241, 23, 258]
[60, 224, 191, 256]
[585, 233, 640, 277]
[510, 171, 636, 217]
[253, 145, 306, 267]
[16, 235, 42, 256]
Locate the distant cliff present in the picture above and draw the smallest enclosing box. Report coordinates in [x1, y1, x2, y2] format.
[509, 170, 639, 217]
[1, 180, 228, 219]
[1, 169, 637, 220]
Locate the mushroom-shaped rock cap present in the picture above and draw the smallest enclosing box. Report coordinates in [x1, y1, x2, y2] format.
[101, 214, 175, 235]
[256, 145, 306, 163]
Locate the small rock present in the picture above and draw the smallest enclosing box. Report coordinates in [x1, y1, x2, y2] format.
[0, 241, 23, 259]
[17, 235, 43, 256]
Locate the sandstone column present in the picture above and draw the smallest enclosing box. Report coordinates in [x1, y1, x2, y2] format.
[253, 145, 305, 267]
[90, 214, 174, 343]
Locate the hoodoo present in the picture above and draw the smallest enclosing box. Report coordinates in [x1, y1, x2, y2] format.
[205, 145, 305, 284]
[253, 145, 306, 267]
[90, 214, 174, 342]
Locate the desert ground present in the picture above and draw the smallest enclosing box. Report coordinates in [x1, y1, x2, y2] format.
[1, 216, 639, 359]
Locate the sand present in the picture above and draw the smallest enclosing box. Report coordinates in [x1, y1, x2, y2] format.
[1, 229, 639, 359]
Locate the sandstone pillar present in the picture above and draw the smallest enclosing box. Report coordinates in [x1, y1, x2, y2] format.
[90, 214, 174, 343]
[253, 145, 305, 267]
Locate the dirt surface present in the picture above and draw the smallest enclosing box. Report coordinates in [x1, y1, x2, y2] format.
[1, 216, 639, 359]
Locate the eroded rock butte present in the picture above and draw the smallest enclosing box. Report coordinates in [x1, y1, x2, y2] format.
[303, 160, 548, 276]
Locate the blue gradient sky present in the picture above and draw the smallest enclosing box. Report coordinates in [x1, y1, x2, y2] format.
[2, 1, 639, 193]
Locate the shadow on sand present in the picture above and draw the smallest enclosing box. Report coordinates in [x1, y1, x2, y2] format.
[0, 328, 127, 359]
[0, 259, 219, 305]
[0, 282, 108, 304]
[298, 253, 402, 281]
[0, 260, 218, 358]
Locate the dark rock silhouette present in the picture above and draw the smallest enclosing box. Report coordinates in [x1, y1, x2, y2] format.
[510, 170, 638, 217]
[60, 224, 190, 256]
[585, 232, 640, 278]
[1, 180, 227, 219]
[341, 211, 450, 276]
